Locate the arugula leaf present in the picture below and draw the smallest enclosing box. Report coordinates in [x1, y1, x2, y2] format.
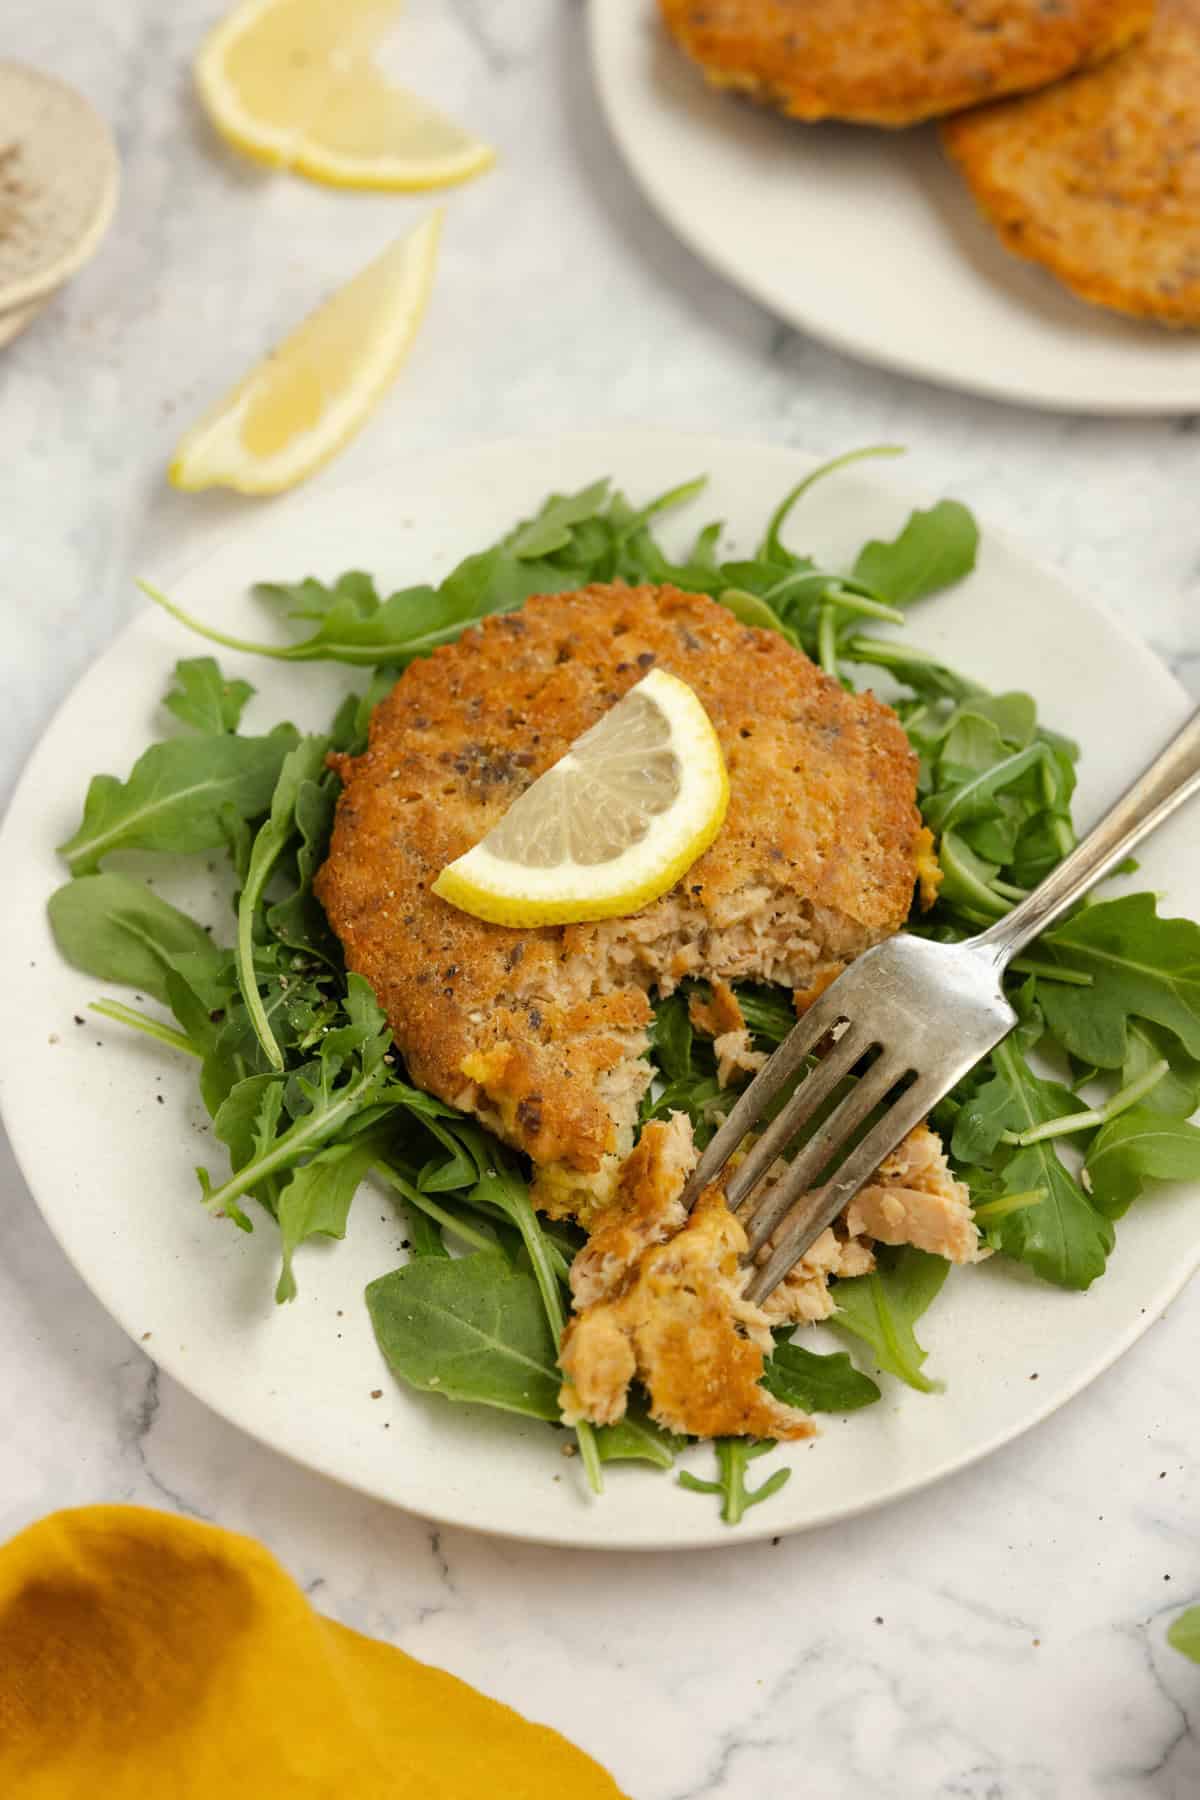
[718, 586, 795, 638]
[400, 1202, 450, 1259]
[1040, 896, 1200, 1067]
[275, 1136, 384, 1302]
[145, 482, 666, 671]
[1169, 1609, 1200, 1664]
[734, 984, 797, 1048]
[832, 1247, 949, 1392]
[596, 1402, 686, 1470]
[211, 1071, 285, 1175]
[957, 1039, 1114, 1288]
[1084, 1111, 1200, 1218]
[984, 1141, 1113, 1288]
[259, 570, 383, 624]
[648, 993, 694, 1084]
[264, 773, 340, 961]
[852, 501, 979, 607]
[1121, 1021, 1200, 1120]
[366, 1252, 562, 1420]
[758, 446, 902, 565]
[442, 1151, 602, 1488]
[58, 729, 299, 875]
[47, 873, 226, 1007]
[505, 480, 612, 557]
[678, 1440, 792, 1525]
[164, 657, 254, 734]
[418, 1126, 484, 1194]
[197, 974, 395, 1222]
[235, 735, 331, 1070]
[761, 1337, 881, 1412]
[205, 1073, 285, 1230]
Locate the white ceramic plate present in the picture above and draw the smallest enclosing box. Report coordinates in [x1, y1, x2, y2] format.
[2, 432, 1197, 1550]
[589, 2, 1200, 416]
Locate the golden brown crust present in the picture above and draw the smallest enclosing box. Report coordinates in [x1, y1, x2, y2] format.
[560, 1186, 816, 1440]
[659, 0, 1153, 128]
[942, 0, 1200, 326]
[569, 1114, 696, 1309]
[687, 977, 746, 1039]
[317, 582, 920, 1179]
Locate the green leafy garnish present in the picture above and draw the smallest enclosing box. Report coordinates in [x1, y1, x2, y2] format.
[678, 1439, 792, 1525]
[196, 974, 397, 1225]
[761, 1337, 881, 1413]
[952, 1037, 1114, 1290]
[1169, 1608, 1200, 1664]
[1039, 895, 1200, 1067]
[832, 1248, 949, 1393]
[164, 656, 255, 735]
[275, 1135, 385, 1304]
[852, 500, 979, 607]
[596, 1404, 686, 1470]
[47, 873, 226, 1006]
[58, 727, 299, 875]
[236, 734, 331, 1070]
[366, 1252, 563, 1421]
[1085, 1111, 1200, 1218]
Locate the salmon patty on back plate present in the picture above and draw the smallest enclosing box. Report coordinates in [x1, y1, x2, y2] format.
[657, 0, 1153, 128]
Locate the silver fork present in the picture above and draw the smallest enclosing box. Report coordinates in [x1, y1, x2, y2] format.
[684, 709, 1200, 1305]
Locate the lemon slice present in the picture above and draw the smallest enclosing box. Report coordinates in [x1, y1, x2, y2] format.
[434, 670, 730, 928]
[169, 212, 440, 495]
[195, 0, 494, 190]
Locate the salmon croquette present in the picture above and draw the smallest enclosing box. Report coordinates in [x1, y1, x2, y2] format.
[942, 0, 1200, 327]
[657, 0, 1154, 128]
[316, 582, 924, 1218]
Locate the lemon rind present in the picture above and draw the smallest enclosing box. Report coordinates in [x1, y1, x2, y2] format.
[195, 0, 495, 193]
[168, 212, 442, 495]
[432, 670, 731, 928]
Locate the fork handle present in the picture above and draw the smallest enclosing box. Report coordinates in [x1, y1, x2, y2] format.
[974, 706, 1200, 967]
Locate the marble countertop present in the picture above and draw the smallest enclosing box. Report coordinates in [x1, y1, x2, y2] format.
[4, 2, 1200, 1794]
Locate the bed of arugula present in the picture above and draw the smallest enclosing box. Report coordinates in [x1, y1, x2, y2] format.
[46, 452, 1200, 1525]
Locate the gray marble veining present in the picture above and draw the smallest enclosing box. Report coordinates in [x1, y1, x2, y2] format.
[3, 3, 1200, 1794]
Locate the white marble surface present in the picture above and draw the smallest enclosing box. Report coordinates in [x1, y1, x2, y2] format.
[3, 2, 1200, 1794]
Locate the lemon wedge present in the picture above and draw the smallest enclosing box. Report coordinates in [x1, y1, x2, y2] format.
[194, 0, 494, 190]
[169, 212, 440, 495]
[434, 670, 730, 928]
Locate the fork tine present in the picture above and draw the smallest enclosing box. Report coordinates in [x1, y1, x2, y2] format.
[722, 1024, 872, 1215]
[741, 1051, 913, 1255]
[681, 984, 852, 1209]
[745, 1076, 938, 1305]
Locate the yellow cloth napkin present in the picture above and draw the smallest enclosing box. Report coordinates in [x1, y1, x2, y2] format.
[0, 1506, 627, 1800]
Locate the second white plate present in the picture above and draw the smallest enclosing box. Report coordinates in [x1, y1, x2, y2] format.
[589, 1, 1200, 415]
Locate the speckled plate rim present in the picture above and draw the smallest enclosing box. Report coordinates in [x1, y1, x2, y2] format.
[588, 2, 1200, 417]
[2, 430, 1198, 1551]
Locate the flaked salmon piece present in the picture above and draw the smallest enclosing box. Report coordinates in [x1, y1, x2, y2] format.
[562, 1114, 972, 1432]
[560, 1186, 815, 1441]
[753, 1123, 980, 1324]
[713, 1030, 767, 1087]
[688, 979, 768, 1088]
[569, 1114, 696, 1310]
[762, 1226, 876, 1325]
[688, 978, 745, 1039]
[845, 1123, 984, 1264]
